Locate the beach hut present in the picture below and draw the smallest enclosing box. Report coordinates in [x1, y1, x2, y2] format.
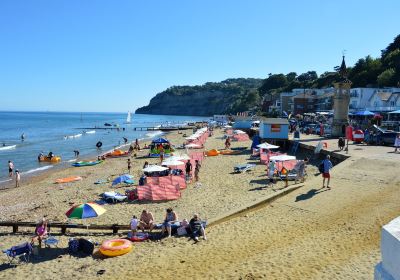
[259, 118, 289, 140]
[232, 116, 255, 129]
[149, 138, 173, 157]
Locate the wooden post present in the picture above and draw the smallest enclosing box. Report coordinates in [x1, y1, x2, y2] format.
[112, 225, 118, 234]
[285, 173, 289, 188]
[12, 225, 18, 233]
[61, 226, 66, 234]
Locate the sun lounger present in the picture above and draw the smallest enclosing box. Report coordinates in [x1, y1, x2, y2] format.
[2, 242, 33, 266]
[102, 191, 128, 203]
[234, 163, 256, 173]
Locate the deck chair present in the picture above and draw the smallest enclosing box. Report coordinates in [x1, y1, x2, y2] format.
[2, 242, 33, 266]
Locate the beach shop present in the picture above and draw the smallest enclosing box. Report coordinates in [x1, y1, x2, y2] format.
[259, 118, 289, 143]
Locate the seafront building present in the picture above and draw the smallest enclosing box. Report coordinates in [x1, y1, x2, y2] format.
[275, 87, 400, 115]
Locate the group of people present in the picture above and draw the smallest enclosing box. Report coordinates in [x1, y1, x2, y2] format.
[130, 208, 207, 241]
[184, 159, 201, 182]
[7, 160, 20, 188]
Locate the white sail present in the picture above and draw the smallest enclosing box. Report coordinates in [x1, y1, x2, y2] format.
[126, 111, 131, 123]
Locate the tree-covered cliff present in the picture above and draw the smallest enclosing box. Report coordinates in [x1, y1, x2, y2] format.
[135, 78, 263, 116]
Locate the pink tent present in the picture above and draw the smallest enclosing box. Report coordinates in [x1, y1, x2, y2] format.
[137, 183, 181, 201]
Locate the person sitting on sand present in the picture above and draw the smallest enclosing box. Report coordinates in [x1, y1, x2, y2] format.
[138, 209, 154, 232]
[161, 208, 179, 238]
[130, 215, 138, 236]
[31, 217, 48, 247]
[189, 213, 207, 242]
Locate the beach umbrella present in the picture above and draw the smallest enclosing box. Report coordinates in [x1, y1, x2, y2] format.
[269, 155, 296, 161]
[354, 110, 374, 116]
[66, 202, 106, 219]
[152, 138, 169, 144]
[257, 143, 280, 149]
[143, 165, 169, 172]
[234, 130, 246, 134]
[112, 174, 133, 186]
[161, 160, 184, 166]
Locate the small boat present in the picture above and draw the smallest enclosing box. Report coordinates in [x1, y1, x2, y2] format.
[55, 176, 82, 184]
[104, 123, 112, 127]
[39, 155, 61, 163]
[72, 160, 103, 167]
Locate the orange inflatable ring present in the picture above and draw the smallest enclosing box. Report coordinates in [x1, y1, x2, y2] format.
[55, 176, 82, 184]
[99, 239, 132, 257]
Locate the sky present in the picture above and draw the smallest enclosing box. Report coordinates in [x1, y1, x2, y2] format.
[0, 0, 399, 112]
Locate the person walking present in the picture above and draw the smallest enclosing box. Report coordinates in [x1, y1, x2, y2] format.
[8, 160, 14, 177]
[294, 157, 308, 183]
[185, 160, 192, 182]
[15, 170, 20, 188]
[322, 155, 333, 189]
[194, 160, 201, 182]
[225, 137, 231, 149]
[127, 158, 132, 174]
[394, 133, 400, 153]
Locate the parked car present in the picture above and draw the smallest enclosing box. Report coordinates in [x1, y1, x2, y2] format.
[368, 125, 397, 145]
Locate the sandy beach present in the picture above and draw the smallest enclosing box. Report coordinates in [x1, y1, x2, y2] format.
[1, 130, 399, 279]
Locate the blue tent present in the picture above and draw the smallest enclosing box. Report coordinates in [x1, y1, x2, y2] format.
[151, 138, 169, 144]
[354, 110, 374, 116]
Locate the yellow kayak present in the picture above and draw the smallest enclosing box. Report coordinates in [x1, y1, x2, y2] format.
[39, 156, 61, 163]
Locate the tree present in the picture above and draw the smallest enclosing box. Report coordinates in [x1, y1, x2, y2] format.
[381, 34, 400, 59]
[286, 72, 297, 83]
[377, 68, 396, 87]
[259, 74, 288, 95]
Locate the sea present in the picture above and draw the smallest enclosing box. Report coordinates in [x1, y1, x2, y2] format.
[0, 111, 208, 183]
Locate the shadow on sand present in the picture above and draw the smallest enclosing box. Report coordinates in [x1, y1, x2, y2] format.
[295, 187, 329, 202]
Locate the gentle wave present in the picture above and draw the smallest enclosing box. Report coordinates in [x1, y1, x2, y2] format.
[85, 130, 96, 134]
[0, 178, 12, 184]
[64, 134, 82, 139]
[22, 165, 53, 175]
[145, 130, 164, 138]
[66, 159, 77, 162]
[0, 145, 16, 151]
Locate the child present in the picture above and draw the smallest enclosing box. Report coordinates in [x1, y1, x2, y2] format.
[130, 215, 138, 236]
[127, 159, 132, 174]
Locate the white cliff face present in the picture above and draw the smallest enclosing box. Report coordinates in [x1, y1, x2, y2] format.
[375, 216, 400, 280]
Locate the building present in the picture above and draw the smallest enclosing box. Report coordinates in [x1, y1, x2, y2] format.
[349, 87, 400, 112]
[279, 88, 335, 114]
[232, 116, 256, 129]
[259, 118, 289, 140]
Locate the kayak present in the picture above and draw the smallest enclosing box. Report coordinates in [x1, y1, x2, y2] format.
[219, 150, 242, 155]
[106, 149, 129, 158]
[55, 176, 82, 184]
[72, 160, 103, 167]
[39, 156, 61, 163]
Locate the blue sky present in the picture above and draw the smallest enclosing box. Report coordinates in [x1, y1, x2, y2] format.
[0, 0, 399, 112]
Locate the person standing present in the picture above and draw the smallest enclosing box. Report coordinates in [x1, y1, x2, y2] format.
[294, 157, 308, 183]
[267, 160, 276, 184]
[8, 160, 14, 177]
[394, 133, 400, 153]
[127, 158, 132, 174]
[185, 160, 192, 182]
[322, 155, 333, 189]
[159, 147, 165, 164]
[225, 137, 231, 149]
[15, 170, 20, 188]
[194, 160, 201, 182]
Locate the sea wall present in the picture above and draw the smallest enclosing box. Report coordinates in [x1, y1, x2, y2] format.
[374, 216, 400, 280]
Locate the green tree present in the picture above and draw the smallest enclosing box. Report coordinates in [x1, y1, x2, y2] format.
[377, 68, 396, 87]
[259, 74, 288, 95]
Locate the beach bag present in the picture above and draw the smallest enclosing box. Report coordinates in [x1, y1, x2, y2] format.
[177, 226, 188, 236]
[68, 238, 79, 254]
[318, 161, 324, 173]
[78, 238, 94, 255]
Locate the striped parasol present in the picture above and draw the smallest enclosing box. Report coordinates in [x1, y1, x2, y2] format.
[66, 202, 106, 219]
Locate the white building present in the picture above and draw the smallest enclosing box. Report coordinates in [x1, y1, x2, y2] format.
[349, 87, 400, 112]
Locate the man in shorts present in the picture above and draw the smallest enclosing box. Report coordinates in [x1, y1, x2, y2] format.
[322, 155, 333, 189]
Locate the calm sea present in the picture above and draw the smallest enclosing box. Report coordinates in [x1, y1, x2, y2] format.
[0, 112, 207, 182]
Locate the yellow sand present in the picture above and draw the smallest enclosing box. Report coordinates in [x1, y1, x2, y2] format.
[0, 130, 399, 280]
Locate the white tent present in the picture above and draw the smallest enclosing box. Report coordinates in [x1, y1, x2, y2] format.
[257, 143, 280, 149]
[269, 155, 296, 161]
[234, 130, 246, 134]
[185, 143, 202, 148]
[143, 165, 169, 172]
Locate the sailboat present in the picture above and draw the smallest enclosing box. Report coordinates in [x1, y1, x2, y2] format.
[125, 111, 132, 124]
